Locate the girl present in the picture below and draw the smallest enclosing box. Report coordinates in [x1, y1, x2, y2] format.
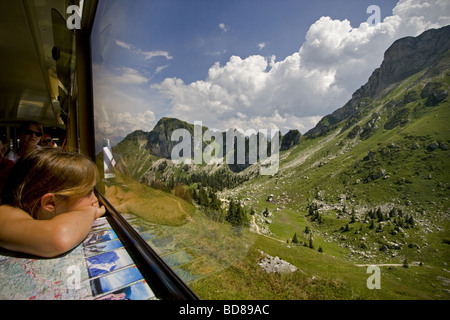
[0, 148, 106, 258]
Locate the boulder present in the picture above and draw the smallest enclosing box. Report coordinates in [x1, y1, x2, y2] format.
[258, 251, 300, 274]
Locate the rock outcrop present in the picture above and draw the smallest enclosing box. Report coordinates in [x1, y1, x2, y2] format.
[306, 25, 450, 137]
[258, 251, 301, 274]
[280, 129, 302, 151]
[146, 117, 199, 159]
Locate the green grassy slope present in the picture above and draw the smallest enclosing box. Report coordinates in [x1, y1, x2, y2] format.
[213, 69, 450, 299]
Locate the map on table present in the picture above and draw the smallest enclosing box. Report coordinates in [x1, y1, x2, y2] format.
[0, 217, 157, 300]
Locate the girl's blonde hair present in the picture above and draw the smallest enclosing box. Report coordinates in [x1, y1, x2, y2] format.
[2, 148, 99, 218]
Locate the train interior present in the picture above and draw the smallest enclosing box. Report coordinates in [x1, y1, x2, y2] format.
[0, 0, 198, 300]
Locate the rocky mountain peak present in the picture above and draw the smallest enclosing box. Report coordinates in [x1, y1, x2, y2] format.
[306, 25, 450, 137]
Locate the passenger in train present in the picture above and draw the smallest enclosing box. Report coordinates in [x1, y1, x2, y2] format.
[6, 121, 43, 163]
[0, 148, 106, 258]
[0, 137, 14, 195]
[40, 133, 58, 148]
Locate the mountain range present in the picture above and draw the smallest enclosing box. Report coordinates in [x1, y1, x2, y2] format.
[114, 25, 449, 188]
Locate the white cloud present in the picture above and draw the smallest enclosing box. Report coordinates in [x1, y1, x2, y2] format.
[258, 42, 266, 50]
[393, 0, 450, 36]
[97, 109, 156, 138]
[111, 67, 148, 84]
[137, 49, 173, 60]
[155, 65, 169, 74]
[207, 49, 228, 56]
[115, 39, 173, 60]
[92, 40, 174, 145]
[219, 23, 229, 32]
[115, 40, 132, 50]
[93, 65, 160, 146]
[153, 0, 450, 134]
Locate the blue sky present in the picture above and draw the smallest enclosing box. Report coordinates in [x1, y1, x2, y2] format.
[91, 0, 450, 146]
[158, 0, 399, 81]
[96, 0, 398, 84]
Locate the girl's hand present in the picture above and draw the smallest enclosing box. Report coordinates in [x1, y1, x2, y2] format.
[78, 203, 106, 219]
[91, 198, 106, 219]
[94, 205, 106, 219]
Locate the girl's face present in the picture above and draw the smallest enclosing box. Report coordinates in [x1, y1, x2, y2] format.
[54, 189, 99, 216]
[36, 188, 99, 220]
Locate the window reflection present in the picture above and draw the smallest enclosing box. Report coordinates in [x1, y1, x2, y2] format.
[91, 0, 255, 294]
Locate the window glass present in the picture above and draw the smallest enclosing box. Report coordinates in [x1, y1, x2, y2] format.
[91, 0, 257, 295]
[91, 0, 409, 300]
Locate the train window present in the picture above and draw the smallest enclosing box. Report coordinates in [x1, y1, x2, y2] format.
[91, 0, 257, 297]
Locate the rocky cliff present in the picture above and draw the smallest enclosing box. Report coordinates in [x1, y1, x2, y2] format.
[306, 25, 450, 137]
[280, 129, 302, 151]
[145, 117, 205, 159]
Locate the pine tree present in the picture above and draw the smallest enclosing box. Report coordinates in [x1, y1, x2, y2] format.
[376, 207, 383, 221]
[308, 234, 314, 249]
[307, 202, 317, 216]
[225, 200, 248, 227]
[389, 207, 397, 218]
[403, 258, 409, 268]
[292, 233, 299, 244]
[235, 203, 243, 226]
[226, 200, 237, 224]
[408, 215, 415, 228]
[198, 187, 209, 207]
[350, 209, 356, 223]
[237, 203, 249, 227]
[376, 223, 383, 233]
[208, 189, 220, 210]
[168, 176, 175, 190]
[193, 189, 199, 202]
[398, 217, 404, 228]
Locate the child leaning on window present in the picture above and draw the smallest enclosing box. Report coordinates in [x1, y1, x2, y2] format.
[0, 148, 106, 258]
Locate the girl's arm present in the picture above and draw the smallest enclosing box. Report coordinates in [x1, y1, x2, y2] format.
[0, 205, 105, 258]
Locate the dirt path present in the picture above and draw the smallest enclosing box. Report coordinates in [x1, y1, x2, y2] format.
[355, 263, 420, 267]
[251, 215, 285, 244]
[162, 194, 195, 222]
